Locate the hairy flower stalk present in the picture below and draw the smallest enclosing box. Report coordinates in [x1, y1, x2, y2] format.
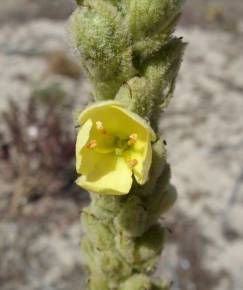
[70, 1, 185, 289]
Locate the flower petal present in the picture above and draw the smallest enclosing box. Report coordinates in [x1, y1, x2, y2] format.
[76, 157, 133, 195]
[110, 105, 156, 141]
[132, 140, 152, 185]
[78, 101, 156, 141]
[76, 118, 93, 173]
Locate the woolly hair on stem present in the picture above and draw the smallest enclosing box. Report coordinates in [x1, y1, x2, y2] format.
[70, 0, 186, 289]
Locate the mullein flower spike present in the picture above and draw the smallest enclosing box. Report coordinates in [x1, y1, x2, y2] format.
[76, 101, 155, 195]
[70, 0, 185, 289]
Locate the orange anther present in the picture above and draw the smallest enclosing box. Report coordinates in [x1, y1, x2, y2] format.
[128, 133, 138, 145]
[86, 139, 97, 149]
[130, 133, 138, 140]
[96, 121, 103, 130]
[96, 121, 106, 134]
[128, 159, 138, 169]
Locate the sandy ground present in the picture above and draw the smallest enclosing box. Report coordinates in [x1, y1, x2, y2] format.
[159, 27, 243, 290]
[0, 1, 243, 290]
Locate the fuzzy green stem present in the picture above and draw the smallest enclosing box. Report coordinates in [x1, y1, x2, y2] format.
[70, 1, 185, 289]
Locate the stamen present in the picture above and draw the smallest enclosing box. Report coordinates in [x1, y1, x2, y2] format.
[96, 121, 106, 134]
[86, 139, 97, 149]
[128, 133, 138, 145]
[128, 159, 138, 169]
[95, 121, 114, 140]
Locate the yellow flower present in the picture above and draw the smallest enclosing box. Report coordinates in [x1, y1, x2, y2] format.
[76, 101, 156, 195]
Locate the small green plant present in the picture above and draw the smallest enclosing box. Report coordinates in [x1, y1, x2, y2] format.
[70, 1, 185, 289]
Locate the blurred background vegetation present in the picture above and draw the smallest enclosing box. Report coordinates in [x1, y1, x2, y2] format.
[0, 1, 243, 290]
